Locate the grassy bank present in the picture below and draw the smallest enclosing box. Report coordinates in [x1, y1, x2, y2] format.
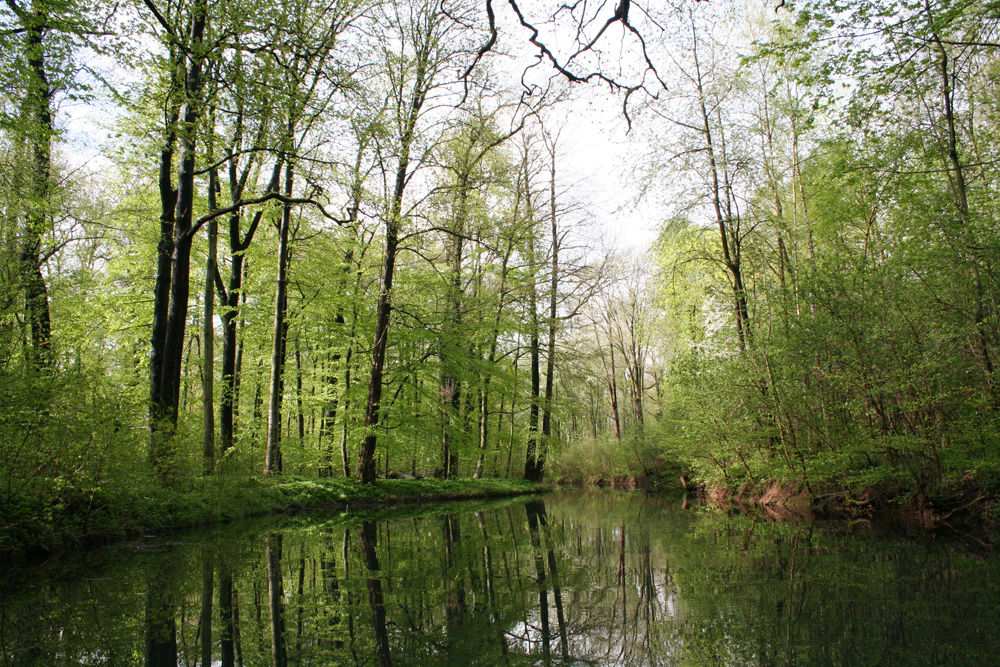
[0, 476, 544, 563]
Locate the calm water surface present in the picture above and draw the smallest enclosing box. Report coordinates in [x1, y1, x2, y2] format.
[2, 490, 998, 666]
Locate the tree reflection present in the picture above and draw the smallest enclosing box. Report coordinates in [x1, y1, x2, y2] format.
[265, 533, 287, 667]
[525, 500, 552, 664]
[359, 520, 392, 667]
[198, 551, 213, 667]
[441, 513, 466, 658]
[143, 570, 177, 667]
[5, 493, 1000, 667]
[218, 562, 239, 667]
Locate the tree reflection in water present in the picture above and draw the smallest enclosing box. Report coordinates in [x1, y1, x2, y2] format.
[360, 519, 392, 667]
[3, 491, 1000, 666]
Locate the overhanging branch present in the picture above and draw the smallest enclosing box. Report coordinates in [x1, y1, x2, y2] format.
[186, 192, 348, 241]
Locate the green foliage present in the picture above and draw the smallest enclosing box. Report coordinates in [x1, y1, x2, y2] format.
[1, 472, 543, 561]
[632, 0, 1000, 504]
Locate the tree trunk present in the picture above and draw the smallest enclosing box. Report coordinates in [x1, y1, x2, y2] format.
[18, 2, 54, 368]
[691, 21, 749, 352]
[522, 287, 542, 481]
[924, 4, 995, 397]
[203, 167, 219, 474]
[608, 343, 621, 443]
[357, 40, 430, 483]
[357, 213, 399, 483]
[295, 342, 305, 441]
[321, 172, 361, 477]
[149, 67, 179, 449]
[149, 0, 209, 473]
[265, 155, 294, 475]
[219, 159, 282, 454]
[341, 344, 353, 478]
[441, 177, 467, 479]
[537, 145, 560, 482]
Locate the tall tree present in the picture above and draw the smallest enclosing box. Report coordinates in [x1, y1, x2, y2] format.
[145, 0, 213, 470]
[264, 0, 362, 475]
[356, 0, 483, 482]
[0, 0, 108, 367]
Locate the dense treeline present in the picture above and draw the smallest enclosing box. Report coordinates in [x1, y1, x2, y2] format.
[1, 0, 999, 524]
[630, 0, 1000, 503]
[0, 0, 625, 514]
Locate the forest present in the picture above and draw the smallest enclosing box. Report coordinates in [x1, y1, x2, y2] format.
[1, 0, 998, 535]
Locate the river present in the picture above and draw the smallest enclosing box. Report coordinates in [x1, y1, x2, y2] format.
[2, 489, 998, 666]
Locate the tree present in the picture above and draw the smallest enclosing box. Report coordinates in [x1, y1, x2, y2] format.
[356, 0, 486, 483]
[0, 0, 111, 367]
[263, 0, 362, 475]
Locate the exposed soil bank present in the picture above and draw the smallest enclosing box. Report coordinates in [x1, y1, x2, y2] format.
[1, 477, 545, 565]
[703, 481, 998, 540]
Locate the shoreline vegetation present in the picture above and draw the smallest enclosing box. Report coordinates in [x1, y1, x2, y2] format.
[1, 477, 545, 565]
[553, 466, 998, 540]
[4, 469, 995, 569]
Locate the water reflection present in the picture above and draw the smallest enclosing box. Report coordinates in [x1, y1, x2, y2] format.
[2, 491, 999, 666]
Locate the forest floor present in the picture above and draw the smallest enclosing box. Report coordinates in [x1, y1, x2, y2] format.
[1, 476, 545, 565]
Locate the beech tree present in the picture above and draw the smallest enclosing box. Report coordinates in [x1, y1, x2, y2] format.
[356, 0, 488, 483]
[262, 0, 363, 476]
[0, 0, 112, 367]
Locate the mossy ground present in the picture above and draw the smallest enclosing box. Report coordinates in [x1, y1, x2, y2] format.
[0, 476, 544, 563]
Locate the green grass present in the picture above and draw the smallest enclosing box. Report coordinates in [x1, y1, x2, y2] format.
[0, 476, 545, 563]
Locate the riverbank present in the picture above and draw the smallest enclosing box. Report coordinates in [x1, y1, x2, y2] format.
[699, 479, 998, 540]
[556, 468, 997, 540]
[0, 476, 545, 564]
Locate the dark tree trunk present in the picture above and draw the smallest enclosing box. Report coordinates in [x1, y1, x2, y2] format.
[149, 0, 209, 473]
[219, 159, 281, 454]
[523, 220, 542, 481]
[265, 154, 294, 476]
[441, 172, 469, 480]
[357, 218, 398, 483]
[295, 342, 305, 441]
[357, 46, 429, 483]
[523, 312, 541, 481]
[537, 148, 560, 482]
[340, 344, 353, 477]
[608, 344, 621, 443]
[924, 4, 995, 399]
[691, 22, 750, 353]
[150, 124, 177, 438]
[17, 3, 54, 368]
[203, 165, 219, 474]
